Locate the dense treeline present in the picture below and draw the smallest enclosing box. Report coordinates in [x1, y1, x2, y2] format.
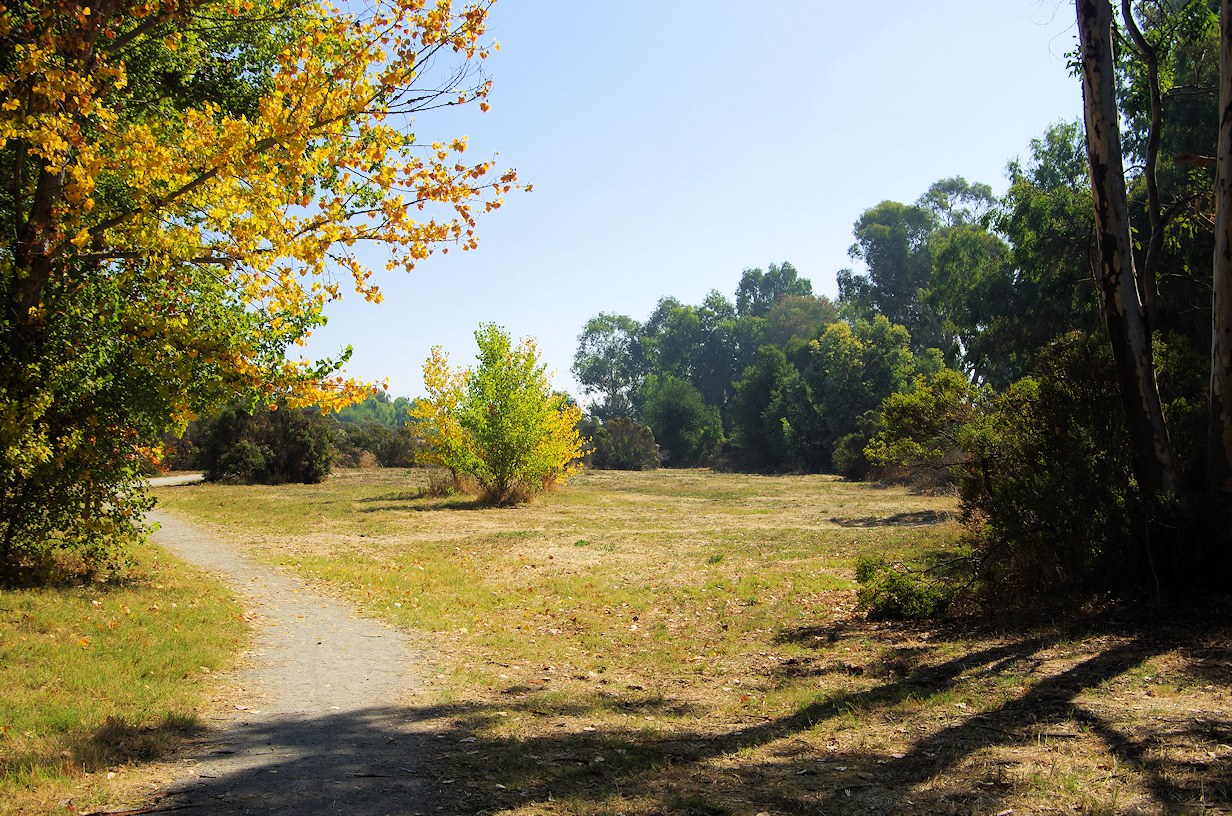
[575, 0, 1230, 604]
[569, 144, 1107, 478]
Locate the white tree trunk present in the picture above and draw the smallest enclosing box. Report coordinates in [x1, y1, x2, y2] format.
[1210, 0, 1232, 534]
[1076, 0, 1179, 497]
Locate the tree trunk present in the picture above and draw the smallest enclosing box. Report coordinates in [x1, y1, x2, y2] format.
[1209, 0, 1232, 543]
[1076, 0, 1180, 498]
[1120, 0, 1164, 323]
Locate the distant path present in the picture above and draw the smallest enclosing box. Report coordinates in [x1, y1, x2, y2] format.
[147, 508, 436, 815]
[148, 473, 205, 487]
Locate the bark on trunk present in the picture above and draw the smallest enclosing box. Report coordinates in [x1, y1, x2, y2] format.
[1076, 0, 1180, 498]
[1209, 0, 1232, 541]
[1120, 0, 1164, 323]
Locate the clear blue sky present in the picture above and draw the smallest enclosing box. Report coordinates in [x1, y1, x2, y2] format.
[304, 1, 1082, 402]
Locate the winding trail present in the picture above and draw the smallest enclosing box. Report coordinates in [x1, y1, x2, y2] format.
[147, 504, 438, 815]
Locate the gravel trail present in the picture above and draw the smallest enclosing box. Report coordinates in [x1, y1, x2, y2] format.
[146, 508, 438, 815]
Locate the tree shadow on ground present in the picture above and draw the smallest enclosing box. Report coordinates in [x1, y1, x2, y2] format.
[144, 623, 1230, 816]
[1, 714, 203, 801]
[828, 510, 955, 528]
[354, 492, 485, 513]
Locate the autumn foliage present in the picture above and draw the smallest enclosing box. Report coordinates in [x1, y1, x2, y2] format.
[414, 325, 583, 505]
[0, 0, 518, 576]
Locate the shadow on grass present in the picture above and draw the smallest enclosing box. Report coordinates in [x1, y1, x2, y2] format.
[354, 491, 485, 512]
[145, 626, 1230, 816]
[82, 713, 204, 767]
[0, 713, 203, 793]
[828, 510, 955, 528]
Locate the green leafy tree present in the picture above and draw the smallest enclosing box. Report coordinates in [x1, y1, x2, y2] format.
[641, 375, 723, 467]
[838, 200, 946, 355]
[199, 404, 333, 485]
[334, 392, 416, 430]
[639, 293, 740, 416]
[735, 261, 813, 318]
[759, 293, 839, 353]
[729, 346, 798, 470]
[572, 314, 644, 419]
[975, 121, 1103, 385]
[415, 325, 583, 505]
[805, 317, 917, 465]
[917, 176, 997, 228]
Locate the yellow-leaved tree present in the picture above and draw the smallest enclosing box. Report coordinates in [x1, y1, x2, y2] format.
[0, 0, 521, 578]
[414, 324, 583, 505]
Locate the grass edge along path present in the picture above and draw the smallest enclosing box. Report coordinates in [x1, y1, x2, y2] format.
[0, 540, 248, 816]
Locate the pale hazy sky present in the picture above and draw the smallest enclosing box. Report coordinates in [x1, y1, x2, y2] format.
[303, 1, 1083, 401]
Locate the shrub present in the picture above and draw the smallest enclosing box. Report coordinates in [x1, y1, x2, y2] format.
[414, 325, 584, 505]
[333, 420, 418, 468]
[832, 410, 884, 480]
[582, 416, 660, 470]
[958, 336, 1142, 599]
[198, 404, 333, 485]
[212, 439, 269, 483]
[854, 556, 955, 620]
[864, 334, 1167, 604]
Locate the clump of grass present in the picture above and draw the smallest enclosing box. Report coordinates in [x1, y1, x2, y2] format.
[854, 556, 958, 620]
[0, 545, 246, 815]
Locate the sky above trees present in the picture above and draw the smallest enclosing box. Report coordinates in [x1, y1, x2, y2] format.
[302, 1, 1083, 398]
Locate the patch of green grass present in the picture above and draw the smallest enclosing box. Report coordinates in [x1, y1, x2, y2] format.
[0, 545, 247, 815]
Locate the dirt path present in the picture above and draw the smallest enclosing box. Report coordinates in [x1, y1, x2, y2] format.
[147, 509, 438, 815]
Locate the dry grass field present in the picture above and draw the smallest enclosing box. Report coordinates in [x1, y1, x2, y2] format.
[152, 467, 1231, 815]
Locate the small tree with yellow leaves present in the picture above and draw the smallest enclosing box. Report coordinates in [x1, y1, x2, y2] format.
[415, 325, 582, 505]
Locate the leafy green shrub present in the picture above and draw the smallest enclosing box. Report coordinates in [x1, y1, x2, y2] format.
[866, 368, 981, 473]
[333, 420, 418, 468]
[854, 556, 955, 620]
[198, 404, 333, 485]
[864, 334, 1177, 603]
[832, 410, 885, 480]
[211, 439, 269, 483]
[582, 416, 659, 470]
[958, 335, 1141, 598]
[641, 375, 723, 467]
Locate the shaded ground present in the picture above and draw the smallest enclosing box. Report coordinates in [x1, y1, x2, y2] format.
[144, 511, 435, 815]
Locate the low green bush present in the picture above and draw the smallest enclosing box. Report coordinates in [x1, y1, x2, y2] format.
[854, 556, 955, 620]
[582, 416, 660, 470]
[198, 403, 333, 484]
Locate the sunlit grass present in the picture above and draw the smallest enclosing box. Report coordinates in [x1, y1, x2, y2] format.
[156, 469, 963, 722]
[0, 545, 247, 816]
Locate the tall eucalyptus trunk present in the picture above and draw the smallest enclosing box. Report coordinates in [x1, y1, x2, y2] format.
[1076, 0, 1180, 498]
[1209, 0, 1232, 545]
